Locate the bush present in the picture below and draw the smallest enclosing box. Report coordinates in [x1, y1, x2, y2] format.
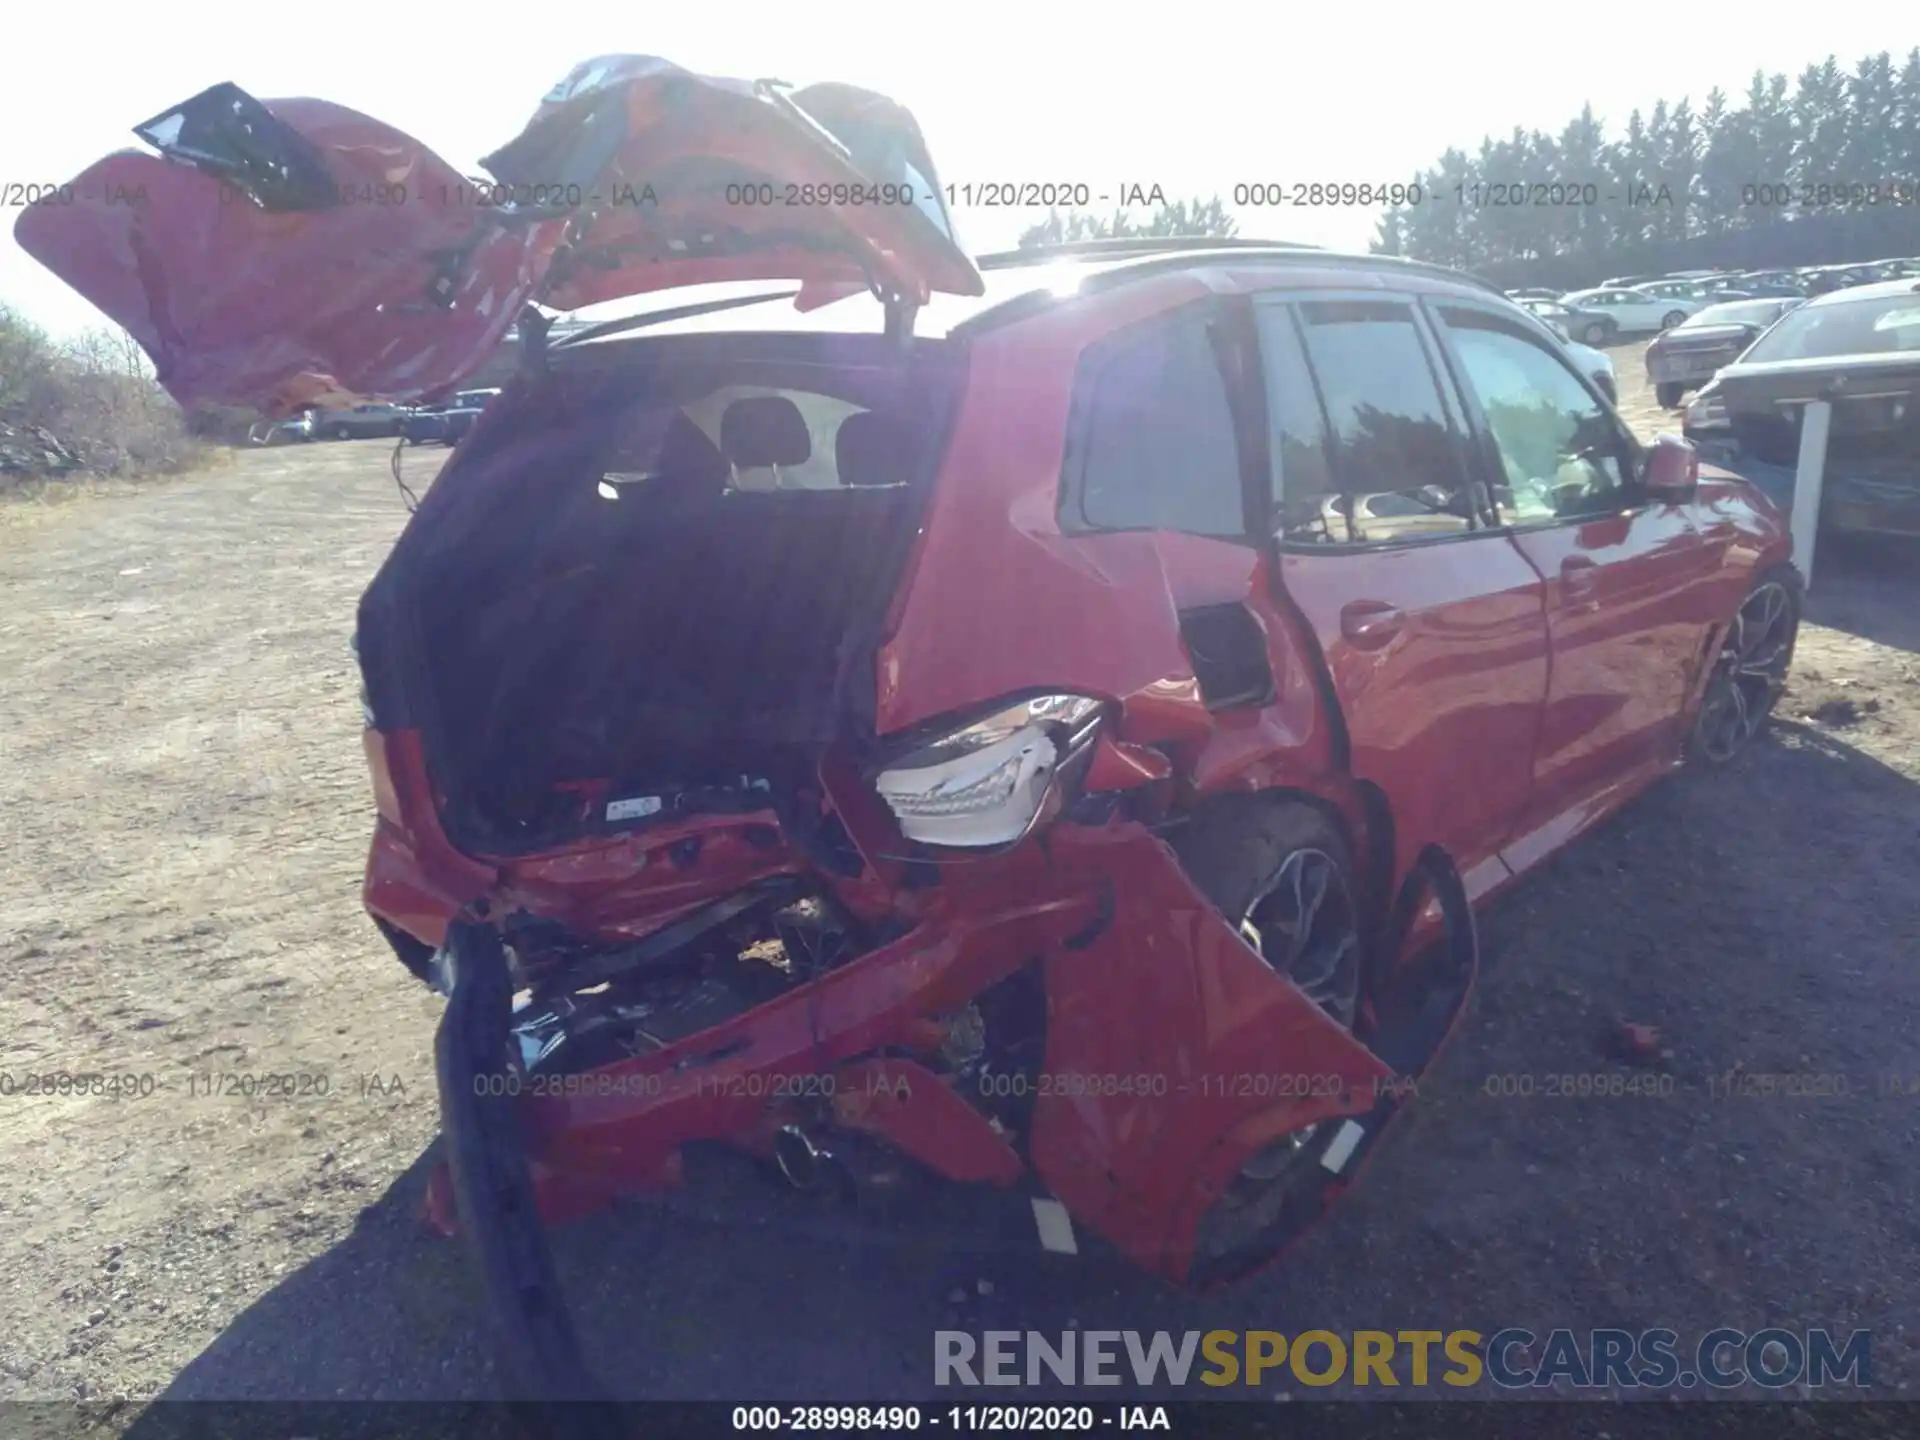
[0, 305, 212, 484]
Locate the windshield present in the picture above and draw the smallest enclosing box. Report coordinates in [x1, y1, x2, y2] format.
[1742, 291, 1920, 362]
[1685, 301, 1793, 329]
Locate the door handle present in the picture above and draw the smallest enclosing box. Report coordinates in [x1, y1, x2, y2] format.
[1560, 556, 1601, 611]
[1560, 556, 1599, 591]
[1340, 600, 1405, 650]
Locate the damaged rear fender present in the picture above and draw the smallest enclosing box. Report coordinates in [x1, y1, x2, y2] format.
[1027, 822, 1395, 1281]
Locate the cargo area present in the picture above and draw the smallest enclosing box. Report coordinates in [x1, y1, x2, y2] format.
[381, 334, 965, 854]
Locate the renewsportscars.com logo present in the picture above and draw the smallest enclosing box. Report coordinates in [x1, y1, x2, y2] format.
[934, 1328, 1872, 1390]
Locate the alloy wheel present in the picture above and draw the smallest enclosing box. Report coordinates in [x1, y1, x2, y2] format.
[1190, 846, 1363, 1274]
[1694, 580, 1797, 763]
[1227, 849, 1361, 1180]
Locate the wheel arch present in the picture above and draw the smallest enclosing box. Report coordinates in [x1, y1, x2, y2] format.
[1170, 777, 1411, 999]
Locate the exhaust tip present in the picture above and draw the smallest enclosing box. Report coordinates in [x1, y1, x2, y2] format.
[773, 1124, 823, 1190]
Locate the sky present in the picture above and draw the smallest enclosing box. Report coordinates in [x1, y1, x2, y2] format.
[2, 1, 1915, 340]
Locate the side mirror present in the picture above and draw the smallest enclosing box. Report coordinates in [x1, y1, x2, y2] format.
[1642, 433, 1699, 502]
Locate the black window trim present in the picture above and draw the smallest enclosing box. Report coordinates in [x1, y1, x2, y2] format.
[1056, 295, 1264, 547]
[1421, 294, 1650, 536]
[1254, 289, 1499, 555]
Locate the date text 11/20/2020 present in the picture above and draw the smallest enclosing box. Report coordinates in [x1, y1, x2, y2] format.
[730, 1405, 1172, 1432]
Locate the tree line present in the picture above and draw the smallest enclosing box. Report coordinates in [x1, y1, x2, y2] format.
[1016, 50, 1920, 282]
[1373, 50, 1920, 276]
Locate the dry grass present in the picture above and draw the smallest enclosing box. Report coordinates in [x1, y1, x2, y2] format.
[0, 307, 215, 495]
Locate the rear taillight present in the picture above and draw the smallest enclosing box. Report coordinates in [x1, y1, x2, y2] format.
[873, 694, 1104, 849]
[350, 632, 376, 726]
[363, 730, 403, 824]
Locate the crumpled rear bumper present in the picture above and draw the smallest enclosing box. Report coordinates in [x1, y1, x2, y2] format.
[424, 820, 1478, 1399]
[422, 821, 1475, 1284]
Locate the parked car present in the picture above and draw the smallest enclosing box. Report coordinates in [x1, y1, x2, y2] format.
[398, 405, 450, 445]
[402, 390, 501, 446]
[1639, 278, 1720, 303]
[1737, 270, 1806, 291]
[1598, 273, 1662, 288]
[1684, 278, 1920, 539]
[1504, 287, 1563, 302]
[1538, 317, 1618, 401]
[249, 412, 314, 445]
[1728, 274, 1808, 299]
[1560, 286, 1702, 333]
[1520, 297, 1618, 345]
[1801, 265, 1878, 297]
[17, 61, 1805, 1397]
[1645, 297, 1805, 408]
[314, 402, 411, 440]
[439, 388, 501, 445]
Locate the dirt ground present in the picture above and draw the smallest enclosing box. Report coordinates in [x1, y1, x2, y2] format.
[2, 341, 1918, 1414]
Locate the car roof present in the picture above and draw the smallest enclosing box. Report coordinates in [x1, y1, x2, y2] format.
[1800, 277, 1920, 308]
[1691, 297, 1791, 318]
[550, 240, 1505, 349]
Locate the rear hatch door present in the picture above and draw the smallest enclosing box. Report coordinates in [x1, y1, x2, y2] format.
[16, 57, 983, 412]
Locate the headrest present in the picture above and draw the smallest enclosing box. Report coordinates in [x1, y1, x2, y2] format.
[720, 396, 811, 468]
[834, 410, 913, 487]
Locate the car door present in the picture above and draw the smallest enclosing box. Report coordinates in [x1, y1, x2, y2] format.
[1252, 292, 1550, 902]
[1426, 299, 1720, 870]
[1580, 291, 1624, 328]
[1611, 288, 1661, 328]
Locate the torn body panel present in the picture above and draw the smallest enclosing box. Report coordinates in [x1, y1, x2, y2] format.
[16, 61, 983, 414]
[422, 821, 1406, 1288]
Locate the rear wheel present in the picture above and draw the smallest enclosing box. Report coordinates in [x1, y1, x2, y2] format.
[1173, 797, 1365, 1275]
[1690, 566, 1801, 764]
[1655, 382, 1686, 409]
[1661, 310, 1688, 329]
[1580, 322, 1608, 345]
[330, 424, 353, 441]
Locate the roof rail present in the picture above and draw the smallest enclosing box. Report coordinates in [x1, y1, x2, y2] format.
[948, 247, 1505, 340]
[975, 236, 1323, 271]
[972, 238, 1503, 298]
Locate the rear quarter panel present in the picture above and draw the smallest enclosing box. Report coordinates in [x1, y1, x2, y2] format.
[876, 273, 1337, 783]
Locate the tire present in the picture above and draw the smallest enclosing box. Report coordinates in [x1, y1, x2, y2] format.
[330, 425, 353, 441]
[1580, 322, 1608, 345]
[1170, 795, 1364, 1030]
[1688, 564, 1802, 764]
[1655, 382, 1686, 409]
[1173, 795, 1367, 1278]
[1661, 310, 1688, 329]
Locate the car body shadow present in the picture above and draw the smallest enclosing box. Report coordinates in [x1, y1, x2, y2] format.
[1806, 538, 1920, 654]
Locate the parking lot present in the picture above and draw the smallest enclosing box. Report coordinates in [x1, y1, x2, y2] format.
[1, 338, 1917, 1410]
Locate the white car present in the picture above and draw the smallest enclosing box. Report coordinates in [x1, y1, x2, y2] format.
[1532, 314, 1617, 403]
[1560, 286, 1702, 334]
[1562, 335, 1617, 403]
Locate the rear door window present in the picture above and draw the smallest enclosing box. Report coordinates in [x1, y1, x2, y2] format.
[1061, 306, 1248, 539]
[1251, 304, 1342, 543]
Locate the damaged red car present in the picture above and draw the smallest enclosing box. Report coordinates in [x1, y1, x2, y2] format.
[21, 56, 1804, 1402]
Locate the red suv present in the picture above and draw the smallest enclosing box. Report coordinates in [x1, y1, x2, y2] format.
[21, 57, 1802, 1400]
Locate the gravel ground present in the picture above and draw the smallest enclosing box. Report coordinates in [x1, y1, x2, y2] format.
[1, 343, 1917, 1416]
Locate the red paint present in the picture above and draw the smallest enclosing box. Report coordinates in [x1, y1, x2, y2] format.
[16, 59, 982, 415]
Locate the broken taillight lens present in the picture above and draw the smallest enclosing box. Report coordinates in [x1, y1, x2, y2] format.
[873, 694, 1103, 848]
